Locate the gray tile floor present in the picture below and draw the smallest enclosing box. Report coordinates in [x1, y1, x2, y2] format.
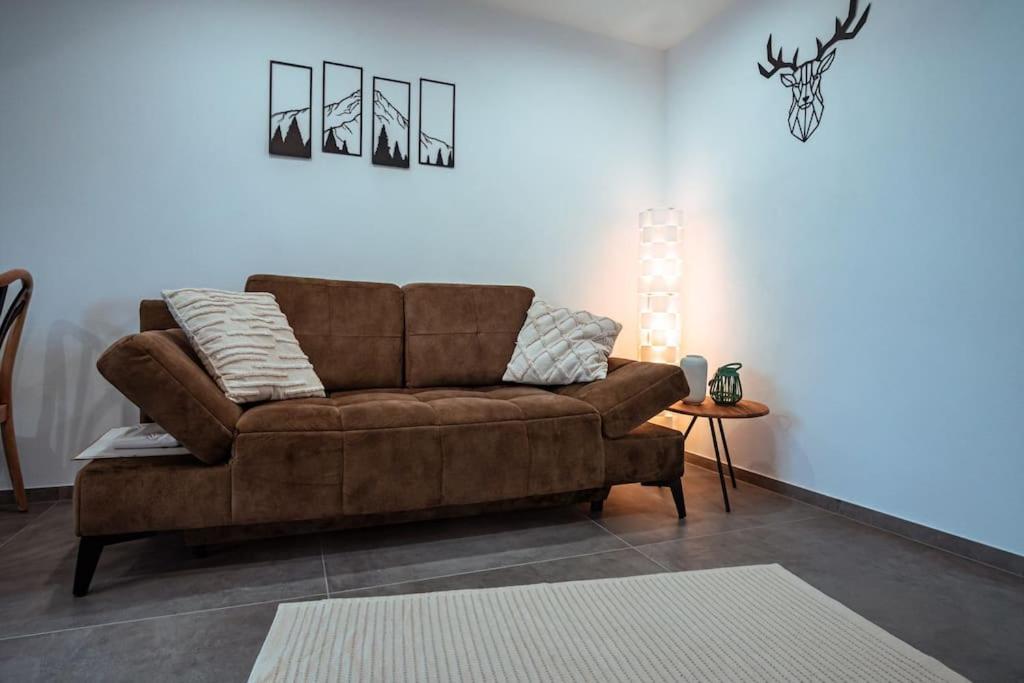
[0, 467, 1021, 682]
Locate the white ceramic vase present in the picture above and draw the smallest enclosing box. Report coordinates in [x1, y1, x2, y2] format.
[679, 355, 708, 404]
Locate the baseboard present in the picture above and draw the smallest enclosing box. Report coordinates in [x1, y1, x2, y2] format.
[684, 452, 1023, 577]
[0, 485, 74, 506]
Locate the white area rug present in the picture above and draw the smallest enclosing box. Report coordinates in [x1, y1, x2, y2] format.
[249, 564, 968, 682]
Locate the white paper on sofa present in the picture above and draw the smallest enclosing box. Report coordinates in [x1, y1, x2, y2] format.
[503, 299, 622, 385]
[74, 426, 191, 460]
[113, 423, 180, 449]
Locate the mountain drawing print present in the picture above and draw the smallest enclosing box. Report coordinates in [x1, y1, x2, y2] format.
[270, 108, 311, 157]
[419, 130, 454, 168]
[372, 77, 411, 168]
[418, 79, 455, 168]
[323, 62, 363, 156]
[269, 61, 312, 159]
[323, 91, 360, 154]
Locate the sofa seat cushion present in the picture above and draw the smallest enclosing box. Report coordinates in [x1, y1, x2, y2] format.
[231, 387, 603, 525]
[235, 387, 596, 433]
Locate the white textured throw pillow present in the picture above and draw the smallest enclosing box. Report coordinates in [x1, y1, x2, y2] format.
[162, 288, 325, 404]
[503, 300, 622, 385]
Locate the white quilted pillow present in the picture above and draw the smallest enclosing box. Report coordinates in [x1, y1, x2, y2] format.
[503, 300, 622, 385]
[162, 288, 325, 404]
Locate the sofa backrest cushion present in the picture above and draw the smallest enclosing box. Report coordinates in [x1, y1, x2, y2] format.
[403, 283, 534, 387]
[246, 274, 404, 390]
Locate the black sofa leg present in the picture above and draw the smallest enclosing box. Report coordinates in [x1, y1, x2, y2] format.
[590, 500, 604, 512]
[667, 477, 687, 519]
[73, 538, 104, 598]
[73, 532, 155, 597]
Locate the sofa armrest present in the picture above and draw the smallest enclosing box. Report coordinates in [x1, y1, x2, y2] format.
[554, 358, 689, 438]
[96, 330, 242, 464]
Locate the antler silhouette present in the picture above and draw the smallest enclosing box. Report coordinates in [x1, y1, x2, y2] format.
[815, 0, 872, 60]
[758, 34, 800, 79]
[757, 0, 871, 78]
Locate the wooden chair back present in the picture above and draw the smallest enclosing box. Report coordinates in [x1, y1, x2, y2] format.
[0, 269, 33, 417]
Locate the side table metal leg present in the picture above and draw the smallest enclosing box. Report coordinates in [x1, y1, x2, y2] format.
[708, 418, 731, 513]
[717, 418, 737, 488]
[683, 416, 698, 440]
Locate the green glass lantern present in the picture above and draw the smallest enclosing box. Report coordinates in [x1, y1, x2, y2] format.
[709, 362, 743, 406]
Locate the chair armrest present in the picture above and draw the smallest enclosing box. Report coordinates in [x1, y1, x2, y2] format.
[96, 330, 242, 464]
[554, 358, 689, 438]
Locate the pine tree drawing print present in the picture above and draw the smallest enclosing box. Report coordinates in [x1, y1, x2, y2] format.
[269, 61, 312, 159]
[372, 77, 411, 168]
[419, 79, 455, 168]
[323, 62, 362, 156]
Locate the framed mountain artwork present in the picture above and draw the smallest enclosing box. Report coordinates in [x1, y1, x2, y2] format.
[268, 61, 312, 159]
[418, 79, 455, 168]
[322, 62, 363, 156]
[371, 77, 411, 168]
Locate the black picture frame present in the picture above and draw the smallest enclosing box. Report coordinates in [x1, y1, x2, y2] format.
[268, 60, 313, 159]
[418, 78, 456, 169]
[371, 76, 411, 168]
[322, 61, 363, 156]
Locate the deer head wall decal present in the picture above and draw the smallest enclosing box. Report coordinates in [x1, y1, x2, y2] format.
[758, 0, 871, 142]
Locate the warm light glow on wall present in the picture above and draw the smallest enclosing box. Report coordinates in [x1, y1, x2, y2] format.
[638, 208, 681, 364]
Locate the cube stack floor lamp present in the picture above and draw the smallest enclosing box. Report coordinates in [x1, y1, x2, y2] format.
[638, 208, 682, 365]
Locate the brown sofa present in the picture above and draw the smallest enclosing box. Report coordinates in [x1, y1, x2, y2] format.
[73, 275, 689, 596]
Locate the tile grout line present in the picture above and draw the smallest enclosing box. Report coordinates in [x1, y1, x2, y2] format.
[572, 488, 826, 552]
[629, 513, 827, 552]
[0, 500, 58, 552]
[0, 545, 633, 642]
[575, 509, 673, 572]
[329, 545, 633, 598]
[687, 463, 823, 515]
[319, 536, 331, 598]
[314, 503, 737, 604]
[0, 592, 329, 643]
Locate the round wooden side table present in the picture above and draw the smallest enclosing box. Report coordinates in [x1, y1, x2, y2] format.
[665, 398, 770, 513]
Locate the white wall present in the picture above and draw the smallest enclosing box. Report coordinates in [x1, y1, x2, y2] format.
[0, 0, 665, 490]
[666, 0, 1024, 554]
